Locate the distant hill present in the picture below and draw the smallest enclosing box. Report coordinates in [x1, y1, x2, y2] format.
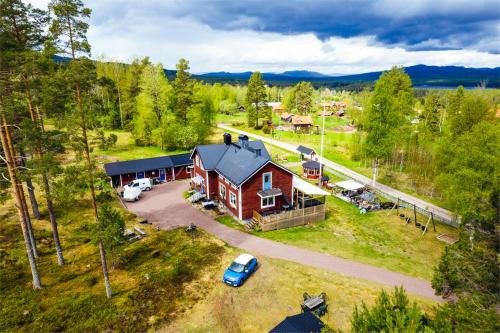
[195, 65, 500, 88]
[53, 56, 499, 88]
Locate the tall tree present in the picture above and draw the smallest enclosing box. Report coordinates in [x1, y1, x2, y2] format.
[245, 71, 266, 128]
[0, 0, 46, 261]
[171, 58, 194, 124]
[294, 81, 313, 115]
[49, 0, 112, 298]
[362, 66, 414, 184]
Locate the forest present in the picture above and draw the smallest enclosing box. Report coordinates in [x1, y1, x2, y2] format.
[0, 0, 498, 332]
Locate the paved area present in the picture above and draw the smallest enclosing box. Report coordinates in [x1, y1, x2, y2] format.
[125, 181, 442, 301]
[217, 123, 456, 225]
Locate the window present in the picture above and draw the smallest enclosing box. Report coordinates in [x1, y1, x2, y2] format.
[219, 184, 226, 200]
[262, 172, 272, 190]
[261, 196, 275, 208]
[229, 192, 237, 208]
[195, 155, 199, 167]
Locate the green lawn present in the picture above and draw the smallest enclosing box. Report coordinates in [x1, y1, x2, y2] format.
[218, 195, 455, 281]
[94, 130, 188, 162]
[161, 248, 439, 333]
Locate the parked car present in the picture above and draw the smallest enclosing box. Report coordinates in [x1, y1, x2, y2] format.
[222, 253, 258, 287]
[123, 187, 142, 202]
[124, 178, 152, 191]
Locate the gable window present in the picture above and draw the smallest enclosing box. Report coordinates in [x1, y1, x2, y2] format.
[219, 184, 226, 200]
[229, 192, 237, 208]
[261, 196, 275, 208]
[195, 155, 199, 167]
[262, 172, 272, 191]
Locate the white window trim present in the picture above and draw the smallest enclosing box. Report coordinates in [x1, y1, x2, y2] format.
[262, 172, 272, 190]
[195, 155, 199, 167]
[261, 196, 275, 209]
[229, 192, 237, 208]
[219, 183, 226, 199]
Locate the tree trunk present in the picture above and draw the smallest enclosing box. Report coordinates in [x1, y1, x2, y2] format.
[372, 158, 378, 187]
[0, 112, 41, 289]
[42, 173, 65, 265]
[19, 148, 41, 220]
[76, 86, 112, 298]
[4, 119, 38, 257]
[26, 177, 41, 219]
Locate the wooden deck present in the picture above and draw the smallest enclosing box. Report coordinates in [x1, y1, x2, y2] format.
[253, 204, 326, 231]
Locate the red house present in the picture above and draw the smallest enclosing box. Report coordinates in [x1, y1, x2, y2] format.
[191, 133, 294, 220]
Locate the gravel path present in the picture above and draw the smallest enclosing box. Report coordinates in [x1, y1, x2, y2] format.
[126, 181, 442, 302]
[217, 123, 456, 225]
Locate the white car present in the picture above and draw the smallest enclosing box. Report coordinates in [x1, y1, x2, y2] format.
[124, 178, 153, 192]
[123, 187, 142, 202]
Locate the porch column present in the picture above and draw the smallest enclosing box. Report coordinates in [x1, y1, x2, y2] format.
[120, 175, 123, 187]
[172, 167, 175, 180]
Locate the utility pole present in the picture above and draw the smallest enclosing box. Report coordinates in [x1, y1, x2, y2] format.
[318, 101, 326, 187]
[372, 158, 378, 187]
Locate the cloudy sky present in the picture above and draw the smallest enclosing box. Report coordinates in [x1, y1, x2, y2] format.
[29, 0, 500, 74]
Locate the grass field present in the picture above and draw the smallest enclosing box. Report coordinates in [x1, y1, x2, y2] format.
[162, 248, 439, 333]
[217, 195, 456, 281]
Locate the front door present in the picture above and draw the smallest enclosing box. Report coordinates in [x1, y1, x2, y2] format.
[159, 169, 166, 181]
[263, 172, 272, 190]
[137, 171, 144, 179]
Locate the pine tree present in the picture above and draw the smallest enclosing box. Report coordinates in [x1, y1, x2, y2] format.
[49, 0, 112, 298]
[245, 72, 266, 128]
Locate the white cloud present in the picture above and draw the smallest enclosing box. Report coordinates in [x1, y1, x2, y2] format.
[27, 0, 500, 74]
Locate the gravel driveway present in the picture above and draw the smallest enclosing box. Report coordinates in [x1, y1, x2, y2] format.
[125, 181, 442, 301]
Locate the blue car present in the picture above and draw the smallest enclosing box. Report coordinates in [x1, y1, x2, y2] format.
[222, 253, 258, 287]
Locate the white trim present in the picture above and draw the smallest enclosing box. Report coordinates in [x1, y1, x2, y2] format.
[229, 191, 237, 208]
[219, 183, 226, 200]
[238, 187, 243, 220]
[205, 171, 210, 198]
[172, 167, 175, 180]
[261, 196, 275, 208]
[262, 172, 272, 190]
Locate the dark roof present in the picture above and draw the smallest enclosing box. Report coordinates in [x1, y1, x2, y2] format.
[297, 145, 315, 155]
[169, 153, 192, 166]
[269, 312, 325, 333]
[303, 160, 322, 169]
[104, 153, 192, 176]
[258, 188, 282, 197]
[194, 139, 282, 187]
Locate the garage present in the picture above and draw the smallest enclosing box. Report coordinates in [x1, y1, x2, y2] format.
[104, 153, 193, 187]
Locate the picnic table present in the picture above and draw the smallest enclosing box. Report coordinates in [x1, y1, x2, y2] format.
[303, 296, 324, 310]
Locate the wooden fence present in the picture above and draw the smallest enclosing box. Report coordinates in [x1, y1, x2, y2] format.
[253, 204, 326, 231]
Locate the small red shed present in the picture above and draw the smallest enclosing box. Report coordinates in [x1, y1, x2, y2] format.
[302, 160, 323, 180]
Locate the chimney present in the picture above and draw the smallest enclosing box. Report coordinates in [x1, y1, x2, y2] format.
[223, 133, 231, 145]
[238, 134, 249, 148]
[255, 148, 261, 157]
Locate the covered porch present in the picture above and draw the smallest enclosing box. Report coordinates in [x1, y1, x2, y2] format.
[252, 177, 330, 231]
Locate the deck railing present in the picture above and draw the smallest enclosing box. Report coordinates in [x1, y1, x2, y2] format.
[253, 204, 326, 231]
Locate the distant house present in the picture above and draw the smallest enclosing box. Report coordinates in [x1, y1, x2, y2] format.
[280, 112, 294, 122]
[337, 109, 345, 117]
[318, 110, 335, 117]
[238, 105, 245, 112]
[272, 104, 286, 113]
[104, 153, 192, 187]
[291, 115, 314, 132]
[296, 145, 316, 160]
